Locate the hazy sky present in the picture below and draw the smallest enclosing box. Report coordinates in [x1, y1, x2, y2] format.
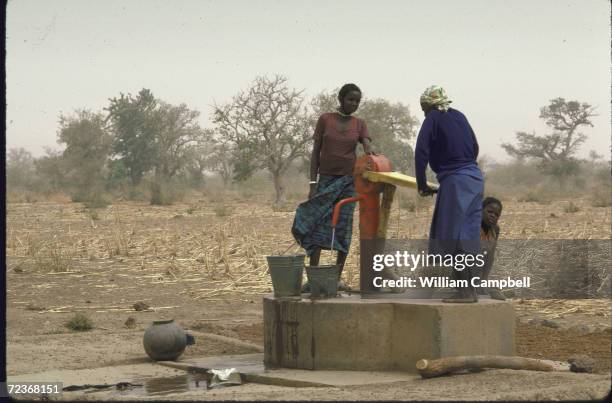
[6, 0, 611, 161]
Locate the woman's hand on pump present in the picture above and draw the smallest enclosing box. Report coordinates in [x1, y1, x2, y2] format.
[419, 185, 437, 197]
[363, 138, 376, 155]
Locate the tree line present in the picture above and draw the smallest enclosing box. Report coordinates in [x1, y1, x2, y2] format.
[7, 74, 602, 206]
[7, 75, 420, 205]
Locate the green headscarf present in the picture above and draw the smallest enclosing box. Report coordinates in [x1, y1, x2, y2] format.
[420, 85, 452, 112]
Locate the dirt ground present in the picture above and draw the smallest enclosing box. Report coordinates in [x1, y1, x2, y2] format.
[5, 198, 612, 400]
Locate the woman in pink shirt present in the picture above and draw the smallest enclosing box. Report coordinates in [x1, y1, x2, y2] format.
[292, 84, 374, 292]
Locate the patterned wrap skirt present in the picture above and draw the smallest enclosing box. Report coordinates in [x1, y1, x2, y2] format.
[291, 174, 356, 256]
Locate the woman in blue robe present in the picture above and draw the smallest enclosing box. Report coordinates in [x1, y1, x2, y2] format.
[415, 86, 483, 303]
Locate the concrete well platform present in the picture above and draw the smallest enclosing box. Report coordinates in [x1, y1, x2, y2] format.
[263, 295, 515, 372]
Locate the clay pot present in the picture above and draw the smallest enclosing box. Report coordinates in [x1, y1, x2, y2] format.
[143, 319, 194, 361]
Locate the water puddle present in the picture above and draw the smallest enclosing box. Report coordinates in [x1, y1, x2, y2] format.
[110, 372, 210, 397]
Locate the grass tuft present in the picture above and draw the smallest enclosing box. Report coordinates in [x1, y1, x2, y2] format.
[65, 312, 94, 331]
[564, 201, 580, 213]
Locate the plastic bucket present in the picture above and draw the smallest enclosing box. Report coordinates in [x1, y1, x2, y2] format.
[266, 255, 305, 297]
[306, 265, 339, 299]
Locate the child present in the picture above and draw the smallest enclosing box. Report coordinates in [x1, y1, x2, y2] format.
[480, 197, 505, 300]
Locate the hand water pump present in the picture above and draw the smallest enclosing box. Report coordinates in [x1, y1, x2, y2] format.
[331, 154, 438, 294]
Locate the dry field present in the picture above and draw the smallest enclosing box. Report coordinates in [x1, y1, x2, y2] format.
[5, 194, 612, 396]
[7, 195, 610, 299]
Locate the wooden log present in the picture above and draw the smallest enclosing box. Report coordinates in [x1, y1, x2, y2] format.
[416, 355, 555, 378]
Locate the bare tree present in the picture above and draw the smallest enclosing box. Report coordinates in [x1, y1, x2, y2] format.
[147, 102, 206, 204]
[213, 75, 312, 204]
[207, 138, 235, 185]
[502, 98, 596, 186]
[153, 102, 205, 179]
[502, 98, 596, 162]
[189, 128, 235, 185]
[310, 89, 339, 118]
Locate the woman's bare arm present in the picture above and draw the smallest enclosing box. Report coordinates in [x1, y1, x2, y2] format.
[308, 134, 322, 199]
[362, 137, 374, 155]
